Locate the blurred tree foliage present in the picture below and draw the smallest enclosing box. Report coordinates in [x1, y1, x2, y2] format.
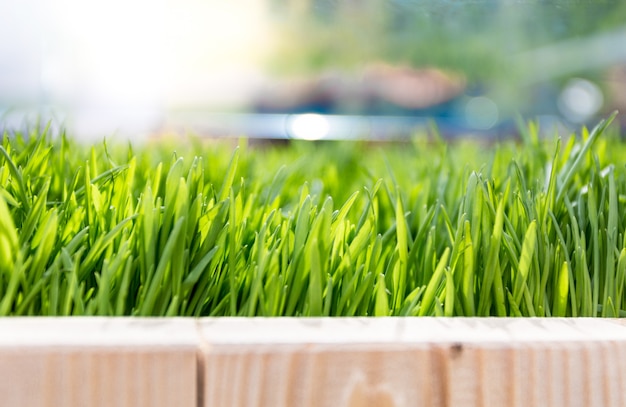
[267, 0, 626, 85]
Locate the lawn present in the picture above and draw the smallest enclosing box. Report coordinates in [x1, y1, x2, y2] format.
[0, 112, 624, 317]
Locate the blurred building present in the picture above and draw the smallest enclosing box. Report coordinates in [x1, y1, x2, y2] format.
[253, 64, 466, 116]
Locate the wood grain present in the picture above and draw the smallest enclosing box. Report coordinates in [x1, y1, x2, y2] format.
[197, 318, 626, 407]
[1, 318, 625, 407]
[0, 318, 198, 407]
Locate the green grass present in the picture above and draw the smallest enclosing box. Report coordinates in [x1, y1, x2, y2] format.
[0, 114, 625, 317]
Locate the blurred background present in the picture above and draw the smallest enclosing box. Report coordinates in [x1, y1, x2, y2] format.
[1, 0, 626, 140]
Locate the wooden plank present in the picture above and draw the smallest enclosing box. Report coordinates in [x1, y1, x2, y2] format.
[0, 318, 198, 407]
[197, 318, 626, 407]
[1, 318, 625, 407]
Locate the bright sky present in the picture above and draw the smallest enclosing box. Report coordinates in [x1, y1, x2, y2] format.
[0, 0, 275, 111]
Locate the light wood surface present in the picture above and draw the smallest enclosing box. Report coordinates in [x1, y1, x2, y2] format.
[0, 318, 198, 407]
[196, 318, 626, 407]
[1, 318, 625, 407]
